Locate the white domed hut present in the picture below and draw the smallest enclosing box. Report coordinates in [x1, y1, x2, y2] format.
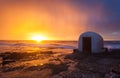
[78, 31, 104, 53]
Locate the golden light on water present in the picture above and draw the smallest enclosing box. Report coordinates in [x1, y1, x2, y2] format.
[30, 34, 47, 42]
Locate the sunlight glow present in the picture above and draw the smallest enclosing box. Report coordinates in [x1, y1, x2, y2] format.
[31, 35, 47, 42]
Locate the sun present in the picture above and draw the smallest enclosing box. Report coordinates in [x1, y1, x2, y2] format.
[31, 35, 47, 42]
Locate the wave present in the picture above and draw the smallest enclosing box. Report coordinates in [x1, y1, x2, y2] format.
[0, 40, 120, 53]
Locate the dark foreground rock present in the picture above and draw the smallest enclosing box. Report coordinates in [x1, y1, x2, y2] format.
[65, 51, 120, 78]
[0, 50, 120, 78]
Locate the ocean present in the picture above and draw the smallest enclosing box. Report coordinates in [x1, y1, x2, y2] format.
[0, 40, 120, 53]
[0, 40, 120, 78]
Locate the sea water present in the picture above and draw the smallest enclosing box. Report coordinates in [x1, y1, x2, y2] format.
[0, 40, 120, 78]
[0, 40, 120, 53]
[0, 40, 77, 53]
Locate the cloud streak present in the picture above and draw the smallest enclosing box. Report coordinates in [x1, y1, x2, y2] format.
[0, 0, 120, 40]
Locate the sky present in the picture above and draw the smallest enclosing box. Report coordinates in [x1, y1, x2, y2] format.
[0, 0, 120, 40]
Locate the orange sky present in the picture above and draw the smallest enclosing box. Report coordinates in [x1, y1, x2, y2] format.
[0, 1, 89, 40]
[1, 0, 118, 40]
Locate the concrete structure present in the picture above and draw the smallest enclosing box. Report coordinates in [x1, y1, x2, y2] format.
[78, 31, 104, 53]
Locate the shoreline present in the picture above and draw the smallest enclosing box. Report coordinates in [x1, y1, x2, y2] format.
[0, 50, 120, 78]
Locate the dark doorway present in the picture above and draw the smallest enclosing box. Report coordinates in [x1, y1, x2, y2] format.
[82, 37, 91, 53]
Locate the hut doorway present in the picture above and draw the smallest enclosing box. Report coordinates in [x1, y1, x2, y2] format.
[82, 37, 91, 53]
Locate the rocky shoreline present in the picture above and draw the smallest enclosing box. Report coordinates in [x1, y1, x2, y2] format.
[65, 50, 120, 78]
[0, 50, 120, 78]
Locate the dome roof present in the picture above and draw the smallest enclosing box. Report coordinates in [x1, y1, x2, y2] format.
[78, 31, 104, 53]
[80, 31, 103, 40]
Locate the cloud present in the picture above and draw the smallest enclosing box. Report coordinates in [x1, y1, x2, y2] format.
[0, 0, 89, 40]
[0, 0, 120, 40]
